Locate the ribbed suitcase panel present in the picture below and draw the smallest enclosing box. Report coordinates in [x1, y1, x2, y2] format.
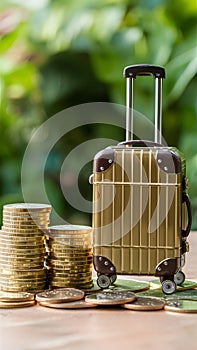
[93, 148, 182, 275]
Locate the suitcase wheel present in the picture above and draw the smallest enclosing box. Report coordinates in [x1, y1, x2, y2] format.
[174, 271, 185, 286]
[110, 274, 117, 284]
[97, 274, 111, 289]
[161, 279, 176, 295]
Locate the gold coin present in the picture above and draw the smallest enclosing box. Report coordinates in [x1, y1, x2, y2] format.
[49, 225, 92, 234]
[0, 234, 44, 242]
[0, 261, 44, 269]
[0, 255, 46, 262]
[0, 242, 46, 250]
[0, 300, 36, 308]
[122, 296, 165, 311]
[49, 281, 93, 288]
[49, 261, 92, 267]
[0, 230, 45, 238]
[0, 291, 35, 302]
[85, 291, 136, 306]
[49, 266, 92, 272]
[2, 225, 48, 232]
[3, 203, 51, 212]
[1, 227, 46, 234]
[2, 216, 50, 224]
[0, 252, 46, 259]
[47, 255, 92, 263]
[49, 273, 92, 280]
[49, 271, 92, 277]
[0, 242, 45, 248]
[0, 275, 47, 282]
[49, 275, 92, 282]
[35, 287, 84, 303]
[0, 277, 47, 285]
[39, 300, 97, 309]
[3, 215, 49, 221]
[0, 281, 46, 289]
[0, 285, 46, 293]
[0, 281, 47, 288]
[0, 248, 46, 256]
[164, 300, 197, 313]
[2, 219, 49, 226]
[47, 260, 93, 267]
[47, 251, 92, 257]
[48, 242, 92, 248]
[49, 260, 92, 266]
[0, 267, 47, 276]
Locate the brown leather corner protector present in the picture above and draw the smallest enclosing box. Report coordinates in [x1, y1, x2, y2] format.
[93, 255, 116, 274]
[155, 258, 179, 277]
[156, 149, 182, 174]
[94, 147, 115, 172]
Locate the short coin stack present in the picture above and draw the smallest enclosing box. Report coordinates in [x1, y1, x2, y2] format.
[0, 203, 51, 292]
[46, 225, 93, 289]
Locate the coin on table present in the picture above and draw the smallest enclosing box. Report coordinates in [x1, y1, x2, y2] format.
[165, 299, 197, 313]
[122, 296, 165, 311]
[35, 288, 85, 303]
[0, 291, 35, 302]
[85, 291, 136, 306]
[0, 300, 36, 308]
[39, 300, 97, 309]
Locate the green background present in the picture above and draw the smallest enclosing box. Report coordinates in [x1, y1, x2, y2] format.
[0, 0, 197, 228]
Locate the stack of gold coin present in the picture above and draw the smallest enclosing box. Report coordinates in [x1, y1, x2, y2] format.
[0, 203, 51, 292]
[46, 225, 93, 289]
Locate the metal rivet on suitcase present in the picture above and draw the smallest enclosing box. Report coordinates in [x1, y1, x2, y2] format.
[100, 166, 104, 171]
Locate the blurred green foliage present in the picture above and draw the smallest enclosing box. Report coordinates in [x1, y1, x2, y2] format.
[0, 0, 197, 227]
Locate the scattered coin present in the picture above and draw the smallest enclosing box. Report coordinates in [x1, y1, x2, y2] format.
[122, 296, 165, 311]
[85, 290, 136, 306]
[39, 300, 97, 309]
[35, 288, 85, 303]
[165, 299, 197, 313]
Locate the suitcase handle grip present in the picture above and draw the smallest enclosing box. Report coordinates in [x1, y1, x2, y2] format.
[124, 64, 165, 143]
[119, 140, 163, 147]
[124, 64, 165, 79]
[182, 193, 192, 237]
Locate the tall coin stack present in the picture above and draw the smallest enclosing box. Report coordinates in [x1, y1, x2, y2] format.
[0, 203, 51, 292]
[46, 225, 93, 289]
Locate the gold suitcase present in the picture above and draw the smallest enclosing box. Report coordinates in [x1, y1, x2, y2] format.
[91, 65, 192, 294]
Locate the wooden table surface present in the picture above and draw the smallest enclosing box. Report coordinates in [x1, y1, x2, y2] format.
[0, 232, 197, 350]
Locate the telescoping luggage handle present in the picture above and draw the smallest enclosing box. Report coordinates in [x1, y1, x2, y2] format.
[123, 64, 165, 144]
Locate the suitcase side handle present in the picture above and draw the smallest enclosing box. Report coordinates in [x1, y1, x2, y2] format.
[123, 64, 165, 79]
[182, 193, 192, 237]
[124, 64, 165, 144]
